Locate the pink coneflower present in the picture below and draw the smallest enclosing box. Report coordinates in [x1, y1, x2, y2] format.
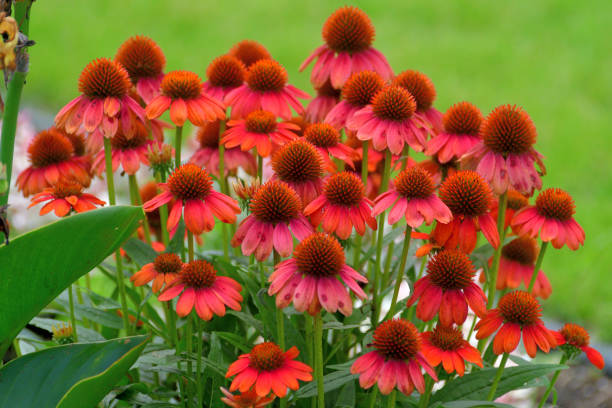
[145, 70, 226, 127]
[462, 104, 545, 195]
[325, 70, 385, 129]
[221, 110, 299, 158]
[300, 6, 393, 89]
[350, 319, 437, 395]
[268, 232, 367, 316]
[159, 260, 242, 320]
[555, 324, 604, 370]
[92, 121, 151, 175]
[407, 250, 487, 326]
[511, 188, 584, 250]
[143, 163, 240, 235]
[55, 58, 145, 138]
[225, 59, 309, 120]
[304, 172, 376, 239]
[347, 85, 429, 154]
[203, 54, 247, 101]
[228, 40, 272, 68]
[28, 180, 105, 216]
[372, 166, 452, 228]
[421, 325, 483, 377]
[425, 101, 483, 163]
[303, 123, 355, 171]
[130, 252, 182, 293]
[392, 70, 442, 133]
[190, 120, 257, 177]
[304, 80, 341, 123]
[231, 180, 313, 260]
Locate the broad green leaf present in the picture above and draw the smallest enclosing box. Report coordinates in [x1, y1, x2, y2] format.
[0, 335, 148, 408]
[295, 370, 357, 399]
[121, 237, 158, 267]
[166, 219, 185, 254]
[430, 363, 567, 403]
[334, 381, 356, 407]
[0, 206, 142, 346]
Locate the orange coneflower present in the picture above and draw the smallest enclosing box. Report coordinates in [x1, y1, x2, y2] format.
[392, 70, 442, 133]
[421, 325, 483, 376]
[220, 387, 275, 408]
[92, 121, 151, 175]
[130, 252, 182, 293]
[228, 40, 272, 68]
[226, 342, 313, 398]
[303, 123, 355, 171]
[28, 180, 105, 216]
[304, 80, 341, 123]
[203, 55, 247, 101]
[555, 323, 604, 369]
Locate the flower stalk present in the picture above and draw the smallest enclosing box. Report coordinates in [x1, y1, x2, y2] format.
[528, 241, 548, 293]
[314, 312, 325, 408]
[487, 352, 509, 401]
[487, 191, 508, 309]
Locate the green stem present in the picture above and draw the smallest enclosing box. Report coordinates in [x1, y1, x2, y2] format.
[196, 317, 203, 406]
[185, 314, 193, 403]
[387, 390, 397, 408]
[217, 121, 230, 261]
[487, 192, 508, 309]
[418, 376, 434, 408]
[386, 226, 412, 320]
[361, 141, 369, 187]
[304, 315, 315, 408]
[538, 354, 567, 408]
[155, 171, 170, 247]
[128, 174, 152, 244]
[314, 313, 325, 408]
[528, 241, 548, 293]
[257, 154, 263, 183]
[367, 388, 379, 408]
[175, 126, 183, 166]
[487, 353, 509, 401]
[68, 285, 78, 342]
[381, 240, 395, 290]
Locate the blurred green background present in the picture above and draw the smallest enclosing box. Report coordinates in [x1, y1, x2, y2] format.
[23, 1, 611, 339]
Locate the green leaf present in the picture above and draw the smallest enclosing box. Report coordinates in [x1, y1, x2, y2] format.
[430, 363, 567, 403]
[334, 381, 356, 407]
[0, 335, 148, 408]
[432, 401, 514, 408]
[295, 370, 357, 399]
[166, 218, 185, 254]
[0, 206, 142, 346]
[121, 237, 158, 267]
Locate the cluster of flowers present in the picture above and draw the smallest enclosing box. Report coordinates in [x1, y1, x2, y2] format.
[17, 5, 601, 406]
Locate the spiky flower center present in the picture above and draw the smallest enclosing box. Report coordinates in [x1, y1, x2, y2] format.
[294, 233, 345, 277]
[342, 71, 385, 107]
[394, 167, 435, 199]
[439, 170, 492, 217]
[250, 180, 300, 223]
[206, 55, 246, 88]
[244, 110, 277, 134]
[481, 105, 537, 155]
[161, 70, 202, 100]
[443, 101, 483, 135]
[65, 132, 86, 156]
[167, 163, 213, 200]
[51, 181, 83, 198]
[78, 58, 131, 99]
[272, 139, 323, 183]
[322, 6, 374, 53]
[535, 188, 575, 221]
[427, 249, 475, 290]
[110, 123, 149, 151]
[498, 291, 541, 326]
[197, 121, 221, 149]
[249, 342, 284, 371]
[115, 35, 165, 82]
[430, 325, 464, 351]
[246, 59, 287, 93]
[153, 253, 182, 275]
[392, 70, 436, 111]
[502, 236, 538, 265]
[28, 129, 74, 168]
[316, 80, 342, 98]
[229, 40, 272, 68]
[560, 323, 589, 347]
[372, 319, 420, 361]
[304, 123, 340, 148]
[372, 86, 416, 122]
[506, 189, 529, 211]
[324, 172, 364, 207]
[181, 260, 217, 288]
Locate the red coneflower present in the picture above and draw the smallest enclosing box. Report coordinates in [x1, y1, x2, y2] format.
[300, 6, 393, 89]
[511, 188, 584, 250]
[372, 166, 452, 228]
[351, 319, 437, 395]
[232, 180, 313, 260]
[392, 70, 442, 133]
[130, 252, 182, 293]
[433, 170, 500, 253]
[190, 120, 257, 177]
[225, 59, 309, 120]
[304, 80, 341, 123]
[158, 259, 242, 320]
[16, 128, 91, 197]
[28, 180, 104, 216]
[92, 121, 151, 175]
[268, 233, 367, 315]
[304, 172, 376, 239]
[271, 139, 324, 207]
[425, 101, 483, 163]
[221, 110, 300, 158]
[55, 58, 145, 137]
[115, 35, 166, 103]
[226, 342, 313, 398]
[143, 163, 240, 235]
[407, 249, 487, 326]
[220, 387, 275, 408]
[475, 290, 557, 357]
[555, 323, 604, 369]
[325, 70, 385, 129]
[229, 40, 272, 68]
[491, 188, 529, 229]
[347, 85, 429, 154]
[421, 325, 483, 376]
[302, 123, 355, 171]
[463, 104, 545, 195]
[203, 54, 247, 101]
[146, 70, 225, 127]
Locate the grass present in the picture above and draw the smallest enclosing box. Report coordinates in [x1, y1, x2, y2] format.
[22, 0, 612, 340]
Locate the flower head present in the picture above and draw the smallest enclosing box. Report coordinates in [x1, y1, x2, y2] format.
[147, 142, 174, 178]
[130, 252, 182, 293]
[204, 55, 247, 101]
[28, 180, 104, 216]
[421, 325, 483, 376]
[556, 323, 604, 369]
[303, 123, 355, 170]
[52, 323, 75, 345]
[226, 342, 313, 398]
[229, 40, 272, 68]
[392, 70, 442, 131]
[220, 387, 275, 408]
[304, 80, 341, 123]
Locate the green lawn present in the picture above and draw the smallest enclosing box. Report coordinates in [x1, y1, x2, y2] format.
[24, 0, 612, 339]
